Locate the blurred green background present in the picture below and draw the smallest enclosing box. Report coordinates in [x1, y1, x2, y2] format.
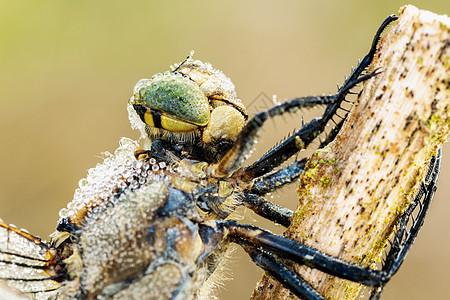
[0, 1, 448, 299]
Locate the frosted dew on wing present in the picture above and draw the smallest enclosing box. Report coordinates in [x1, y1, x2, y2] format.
[0, 224, 45, 262]
[0, 222, 60, 299]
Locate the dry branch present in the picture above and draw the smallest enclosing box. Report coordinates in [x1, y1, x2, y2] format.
[252, 5, 449, 300]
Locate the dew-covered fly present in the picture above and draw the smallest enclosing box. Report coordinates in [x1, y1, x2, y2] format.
[0, 15, 441, 300]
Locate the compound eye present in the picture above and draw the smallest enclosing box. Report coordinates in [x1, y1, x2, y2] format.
[160, 115, 198, 132]
[133, 104, 199, 132]
[131, 73, 210, 132]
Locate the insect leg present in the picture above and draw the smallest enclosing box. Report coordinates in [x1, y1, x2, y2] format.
[235, 151, 441, 299]
[241, 159, 306, 227]
[247, 158, 307, 195]
[135, 139, 182, 164]
[242, 113, 345, 189]
[243, 243, 326, 300]
[241, 123, 346, 226]
[320, 15, 398, 138]
[216, 71, 377, 177]
[221, 221, 386, 286]
[235, 16, 398, 180]
[340, 14, 398, 91]
[242, 102, 351, 181]
[369, 151, 441, 299]
[243, 194, 293, 227]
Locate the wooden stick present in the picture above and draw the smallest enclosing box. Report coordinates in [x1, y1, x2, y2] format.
[251, 5, 449, 300]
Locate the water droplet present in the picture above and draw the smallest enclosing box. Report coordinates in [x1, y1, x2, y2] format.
[59, 208, 68, 218]
[78, 178, 88, 187]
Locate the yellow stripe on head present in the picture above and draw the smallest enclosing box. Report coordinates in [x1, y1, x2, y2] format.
[160, 115, 198, 132]
[144, 111, 155, 127]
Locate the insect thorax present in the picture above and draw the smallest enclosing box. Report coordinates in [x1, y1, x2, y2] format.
[52, 138, 240, 299]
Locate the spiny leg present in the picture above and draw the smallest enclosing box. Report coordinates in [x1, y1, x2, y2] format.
[248, 158, 307, 195]
[237, 14, 398, 244]
[228, 151, 441, 300]
[324, 14, 397, 121]
[236, 15, 397, 181]
[243, 243, 326, 300]
[217, 96, 334, 177]
[369, 150, 441, 299]
[241, 113, 346, 226]
[221, 221, 386, 286]
[242, 194, 294, 227]
[239, 89, 352, 181]
[216, 70, 376, 178]
[241, 159, 307, 227]
[239, 117, 329, 181]
[245, 112, 346, 195]
[217, 221, 384, 300]
[340, 14, 398, 92]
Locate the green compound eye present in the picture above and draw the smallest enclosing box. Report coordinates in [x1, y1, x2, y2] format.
[133, 73, 210, 130]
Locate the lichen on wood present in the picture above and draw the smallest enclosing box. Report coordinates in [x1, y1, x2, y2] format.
[252, 5, 449, 300]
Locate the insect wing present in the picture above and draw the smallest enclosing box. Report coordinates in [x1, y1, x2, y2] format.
[0, 221, 60, 299]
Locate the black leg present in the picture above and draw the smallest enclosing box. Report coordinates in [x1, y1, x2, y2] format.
[221, 220, 386, 286]
[248, 158, 307, 195]
[240, 159, 305, 227]
[217, 95, 336, 177]
[217, 70, 377, 178]
[243, 113, 345, 188]
[242, 194, 293, 227]
[135, 139, 182, 164]
[369, 150, 441, 299]
[230, 15, 398, 180]
[342, 15, 398, 90]
[321, 14, 398, 122]
[243, 243, 326, 300]
[240, 98, 351, 181]
[239, 117, 330, 180]
[241, 117, 347, 226]
[226, 151, 441, 300]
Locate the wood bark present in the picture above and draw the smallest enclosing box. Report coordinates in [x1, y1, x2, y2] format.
[251, 5, 449, 300]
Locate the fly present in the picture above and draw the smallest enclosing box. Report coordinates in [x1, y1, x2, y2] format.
[0, 15, 442, 300]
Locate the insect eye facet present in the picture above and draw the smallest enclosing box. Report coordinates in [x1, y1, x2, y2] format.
[131, 73, 210, 131]
[132, 104, 201, 133]
[160, 114, 199, 132]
